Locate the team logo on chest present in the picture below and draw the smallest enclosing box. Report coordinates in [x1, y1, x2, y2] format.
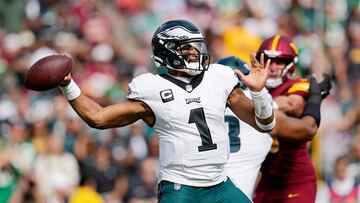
[160, 89, 174, 103]
[185, 97, 201, 104]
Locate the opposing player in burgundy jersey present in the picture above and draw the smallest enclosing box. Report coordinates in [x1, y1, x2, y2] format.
[253, 35, 332, 203]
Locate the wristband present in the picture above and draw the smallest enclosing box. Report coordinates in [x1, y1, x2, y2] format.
[250, 87, 273, 119]
[59, 79, 81, 101]
[302, 102, 321, 126]
[255, 116, 276, 131]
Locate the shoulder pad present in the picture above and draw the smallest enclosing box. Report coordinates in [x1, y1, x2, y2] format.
[287, 79, 310, 95]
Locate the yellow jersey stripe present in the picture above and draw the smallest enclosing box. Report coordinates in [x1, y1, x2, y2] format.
[287, 82, 310, 94]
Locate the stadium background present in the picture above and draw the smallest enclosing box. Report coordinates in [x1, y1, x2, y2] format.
[0, 0, 359, 202]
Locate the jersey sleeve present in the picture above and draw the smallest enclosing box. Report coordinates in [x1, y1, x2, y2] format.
[211, 64, 239, 96]
[127, 73, 153, 101]
[127, 78, 141, 100]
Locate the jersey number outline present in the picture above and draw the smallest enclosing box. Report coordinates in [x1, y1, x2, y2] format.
[225, 115, 241, 153]
[189, 107, 217, 152]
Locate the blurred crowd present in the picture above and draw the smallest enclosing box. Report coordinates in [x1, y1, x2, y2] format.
[0, 0, 360, 202]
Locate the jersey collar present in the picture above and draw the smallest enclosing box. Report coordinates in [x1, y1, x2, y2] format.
[160, 72, 204, 93]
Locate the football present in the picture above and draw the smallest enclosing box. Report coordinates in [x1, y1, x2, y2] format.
[24, 55, 72, 91]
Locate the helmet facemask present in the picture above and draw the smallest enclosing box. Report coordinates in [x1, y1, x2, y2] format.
[263, 56, 297, 89]
[170, 40, 210, 76]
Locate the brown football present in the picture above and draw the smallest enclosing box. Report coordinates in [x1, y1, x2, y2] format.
[24, 55, 72, 91]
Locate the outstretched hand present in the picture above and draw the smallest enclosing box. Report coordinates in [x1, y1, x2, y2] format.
[235, 53, 271, 92]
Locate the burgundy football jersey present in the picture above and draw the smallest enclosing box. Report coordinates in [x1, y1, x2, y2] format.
[254, 78, 317, 203]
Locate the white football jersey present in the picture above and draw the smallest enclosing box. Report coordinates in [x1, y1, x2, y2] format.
[225, 90, 272, 197]
[127, 64, 238, 187]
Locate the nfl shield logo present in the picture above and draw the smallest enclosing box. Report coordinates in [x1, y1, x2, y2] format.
[185, 84, 193, 92]
[174, 183, 181, 190]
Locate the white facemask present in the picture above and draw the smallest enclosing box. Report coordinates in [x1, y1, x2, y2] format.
[182, 61, 204, 76]
[265, 77, 283, 89]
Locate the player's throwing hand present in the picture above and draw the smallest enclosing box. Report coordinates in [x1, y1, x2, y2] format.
[59, 73, 72, 87]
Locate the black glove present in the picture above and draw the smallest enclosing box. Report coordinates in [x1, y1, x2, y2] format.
[318, 73, 333, 99]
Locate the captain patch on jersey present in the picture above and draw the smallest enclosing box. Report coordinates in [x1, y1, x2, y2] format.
[160, 89, 174, 103]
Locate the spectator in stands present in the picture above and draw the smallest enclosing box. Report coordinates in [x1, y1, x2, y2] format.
[102, 174, 130, 203]
[316, 155, 360, 203]
[128, 157, 158, 203]
[69, 176, 104, 203]
[34, 135, 79, 202]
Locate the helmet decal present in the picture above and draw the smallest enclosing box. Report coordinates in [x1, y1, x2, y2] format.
[290, 42, 299, 55]
[271, 35, 281, 51]
[156, 26, 203, 40]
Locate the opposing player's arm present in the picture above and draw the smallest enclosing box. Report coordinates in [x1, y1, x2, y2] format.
[274, 95, 305, 117]
[270, 75, 331, 142]
[59, 74, 154, 129]
[270, 110, 317, 142]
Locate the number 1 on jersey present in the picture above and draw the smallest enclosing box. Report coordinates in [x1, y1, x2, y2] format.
[189, 107, 217, 152]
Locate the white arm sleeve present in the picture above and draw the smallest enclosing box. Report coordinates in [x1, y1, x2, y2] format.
[250, 87, 275, 131]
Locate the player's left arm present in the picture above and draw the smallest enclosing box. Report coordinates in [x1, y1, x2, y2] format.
[227, 87, 261, 131]
[229, 53, 275, 133]
[270, 75, 332, 142]
[228, 87, 317, 141]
